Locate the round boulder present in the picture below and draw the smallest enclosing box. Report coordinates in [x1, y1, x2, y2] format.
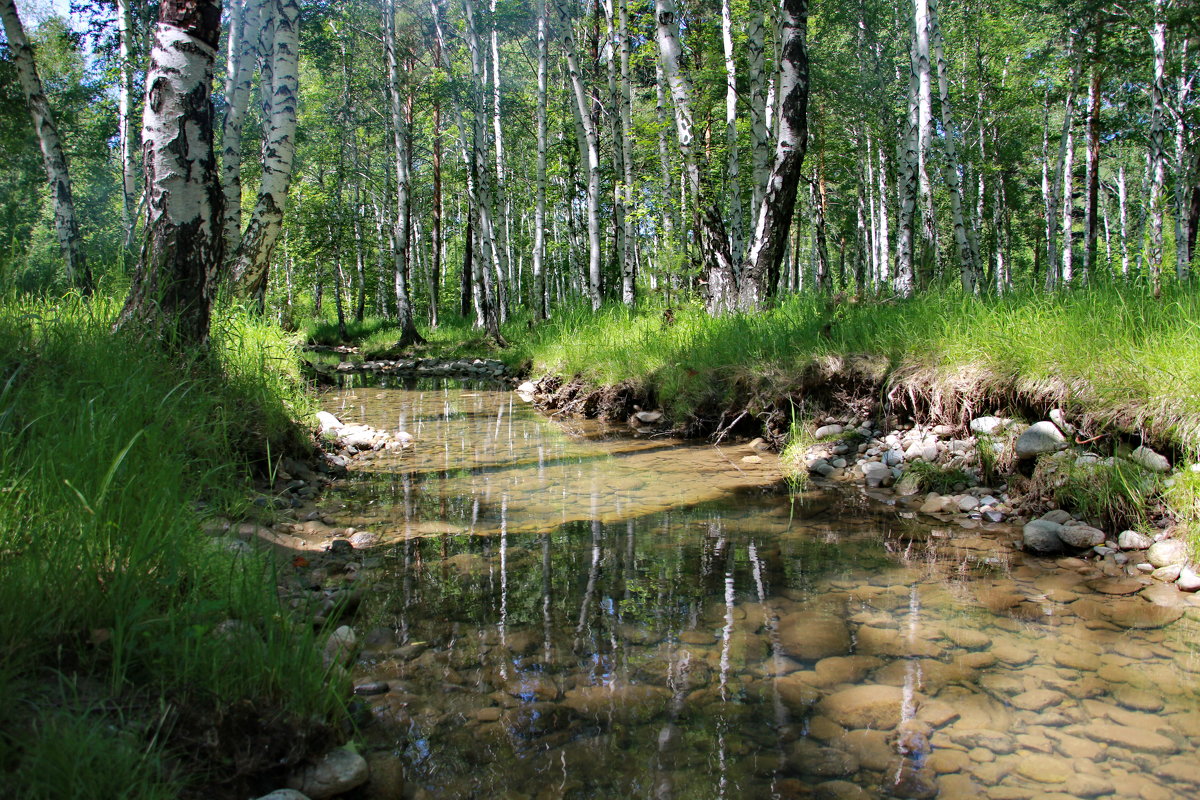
[816, 685, 908, 731]
[1022, 520, 1065, 554]
[1015, 421, 1066, 459]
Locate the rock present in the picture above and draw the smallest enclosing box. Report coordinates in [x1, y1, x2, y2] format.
[882, 448, 905, 467]
[323, 626, 357, 668]
[1177, 565, 1200, 592]
[817, 685, 907, 731]
[1022, 520, 1065, 554]
[1118, 529, 1153, 550]
[1083, 723, 1179, 754]
[257, 792, 311, 800]
[1147, 538, 1189, 568]
[562, 683, 670, 723]
[316, 411, 343, 434]
[1058, 522, 1106, 549]
[886, 762, 939, 799]
[1015, 421, 1066, 459]
[1130, 445, 1170, 473]
[515, 381, 537, 401]
[635, 410, 663, 424]
[862, 462, 892, 488]
[353, 681, 390, 696]
[349, 531, 379, 549]
[1085, 577, 1146, 595]
[287, 747, 369, 800]
[1040, 509, 1073, 524]
[1151, 564, 1182, 583]
[1015, 753, 1071, 784]
[776, 614, 852, 661]
[363, 752, 405, 799]
[957, 495, 980, 512]
[788, 740, 859, 777]
[815, 424, 844, 439]
[970, 416, 1011, 435]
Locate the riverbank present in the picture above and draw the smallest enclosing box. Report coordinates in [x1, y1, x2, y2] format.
[0, 296, 348, 799]
[318, 283, 1199, 554]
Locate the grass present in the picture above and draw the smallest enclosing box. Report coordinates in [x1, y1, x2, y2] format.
[0, 294, 345, 798]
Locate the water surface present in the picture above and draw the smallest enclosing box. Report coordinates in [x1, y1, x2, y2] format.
[318, 379, 1200, 800]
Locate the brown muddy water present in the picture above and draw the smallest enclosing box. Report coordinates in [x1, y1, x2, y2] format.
[315, 376, 1200, 800]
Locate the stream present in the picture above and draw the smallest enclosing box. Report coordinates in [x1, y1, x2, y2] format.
[313, 376, 1200, 800]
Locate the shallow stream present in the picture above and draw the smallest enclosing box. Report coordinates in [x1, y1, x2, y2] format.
[315, 377, 1200, 800]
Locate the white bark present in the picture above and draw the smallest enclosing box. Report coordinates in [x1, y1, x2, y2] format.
[489, 0, 512, 320]
[928, 0, 977, 292]
[895, 28, 920, 297]
[554, 0, 603, 309]
[747, 0, 770, 224]
[384, 0, 421, 341]
[231, 0, 300, 305]
[1045, 41, 1081, 290]
[117, 2, 223, 345]
[1118, 163, 1130, 276]
[1148, 6, 1167, 294]
[533, 0, 549, 319]
[116, 0, 138, 247]
[0, 0, 89, 289]
[618, 0, 636, 305]
[220, 0, 264, 256]
[1062, 120, 1075, 283]
[914, 0, 937, 261]
[721, 0, 745, 261]
[1171, 34, 1194, 281]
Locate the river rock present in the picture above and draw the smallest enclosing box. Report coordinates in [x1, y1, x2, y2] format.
[1151, 565, 1182, 583]
[970, 416, 1011, 435]
[1118, 529, 1153, 550]
[1058, 522, 1106, 549]
[817, 685, 907, 730]
[1083, 722, 1178, 754]
[515, 381, 537, 401]
[1023, 520, 1065, 554]
[1015, 753, 1072, 784]
[788, 740, 860, 777]
[1015, 421, 1066, 459]
[287, 747, 369, 800]
[777, 614, 851, 660]
[862, 462, 893, 488]
[257, 792, 311, 800]
[1130, 445, 1171, 473]
[562, 683, 670, 723]
[1103, 601, 1183, 629]
[635, 410, 663, 424]
[316, 411, 343, 434]
[815, 424, 844, 439]
[1177, 565, 1200, 591]
[323, 625, 357, 668]
[1147, 538, 1189, 568]
[1049, 408, 1075, 435]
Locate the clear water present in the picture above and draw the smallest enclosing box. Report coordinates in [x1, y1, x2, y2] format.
[316, 379, 1200, 800]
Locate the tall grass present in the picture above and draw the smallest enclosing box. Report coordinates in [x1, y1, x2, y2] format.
[0, 295, 343, 798]
[503, 284, 1200, 456]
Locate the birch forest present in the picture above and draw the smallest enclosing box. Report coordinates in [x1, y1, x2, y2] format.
[0, 0, 1198, 325]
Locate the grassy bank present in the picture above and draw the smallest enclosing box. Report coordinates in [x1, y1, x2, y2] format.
[0, 295, 344, 798]
[307, 282, 1200, 543]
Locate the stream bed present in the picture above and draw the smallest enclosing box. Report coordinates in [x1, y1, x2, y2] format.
[313, 377, 1200, 800]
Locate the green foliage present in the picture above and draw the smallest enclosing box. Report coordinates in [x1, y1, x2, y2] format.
[0, 294, 343, 797]
[1164, 469, 1200, 553]
[904, 460, 975, 494]
[1032, 455, 1160, 533]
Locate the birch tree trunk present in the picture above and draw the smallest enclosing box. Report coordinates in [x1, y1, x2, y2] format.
[747, 0, 770, 226]
[554, 0, 604, 310]
[654, 59, 678, 270]
[117, 0, 223, 348]
[1045, 42, 1081, 290]
[1118, 163, 1130, 276]
[617, 0, 636, 306]
[928, 0, 977, 292]
[384, 0, 423, 344]
[230, 0, 300, 308]
[1172, 34, 1194, 282]
[894, 30, 921, 297]
[464, 0, 506, 342]
[116, 0, 139, 250]
[1147, 2, 1168, 295]
[654, 0, 737, 313]
[219, 0, 262, 256]
[721, 0, 745, 261]
[533, 0, 549, 319]
[914, 0, 937, 266]
[737, 0, 811, 310]
[489, 0, 512, 320]
[1062, 121, 1075, 283]
[0, 0, 90, 291]
[1083, 50, 1102, 284]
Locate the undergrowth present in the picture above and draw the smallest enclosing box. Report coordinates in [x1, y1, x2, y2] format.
[0, 294, 344, 798]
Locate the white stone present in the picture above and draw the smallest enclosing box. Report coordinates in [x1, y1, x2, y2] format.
[1177, 566, 1200, 592]
[316, 411, 343, 434]
[257, 791, 311, 800]
[1147, 538, 1189, 568]
[1049, 408, 1076, 435]
[1117, 530, 1153, 550]
[635, 410, 663, 424]
[815, 424, 844, 439]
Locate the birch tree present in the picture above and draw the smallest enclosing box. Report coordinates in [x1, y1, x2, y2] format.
[1147, 0, 1167, 295]
[230, 0, 301, 308]
[555, 0, 603, 310]
[117, 0, 223, 348]
[533, 0, 549, 319]
[219, 0, 264, 255]
[0, 0, 90, 291]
